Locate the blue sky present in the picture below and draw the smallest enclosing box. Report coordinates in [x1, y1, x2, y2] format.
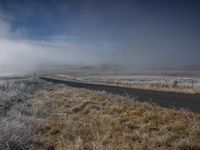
[0, 0, 200, 73]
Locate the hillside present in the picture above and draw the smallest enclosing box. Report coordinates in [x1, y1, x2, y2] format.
[1, 78, 200, 149]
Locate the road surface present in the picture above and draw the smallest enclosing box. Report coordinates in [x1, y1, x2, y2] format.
[40, 77, 200, 113]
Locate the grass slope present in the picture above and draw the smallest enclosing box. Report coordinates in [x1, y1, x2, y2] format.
[1, 79, 200, 149]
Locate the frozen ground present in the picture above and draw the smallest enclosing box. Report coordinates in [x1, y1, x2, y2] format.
[1, 76, 200, 149]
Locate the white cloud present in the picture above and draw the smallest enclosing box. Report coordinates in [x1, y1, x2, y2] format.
[0, 18, 112, 76]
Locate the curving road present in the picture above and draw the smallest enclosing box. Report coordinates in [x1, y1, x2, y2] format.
[40, 77, 200, 113]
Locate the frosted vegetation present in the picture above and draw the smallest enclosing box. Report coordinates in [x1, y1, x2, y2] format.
[0, 78, 42, 149]
[56, 74, 200, 94]
[0, 76, 200, 149]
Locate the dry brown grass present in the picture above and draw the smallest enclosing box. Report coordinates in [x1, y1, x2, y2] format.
[5, 82, 200, 150]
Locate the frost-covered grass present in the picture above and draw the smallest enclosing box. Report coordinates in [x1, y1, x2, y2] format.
[55, 74, 200, 94]
[0, 77, 43, 149]
[0, 78, 41, 116]
[0, 118, 32, 149]
[1, 77, 200, 149]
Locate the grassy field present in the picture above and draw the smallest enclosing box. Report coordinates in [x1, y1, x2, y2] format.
[1, 78, 200, 149]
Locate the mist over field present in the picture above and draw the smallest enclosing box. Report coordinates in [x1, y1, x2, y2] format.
[0, 18, 111, 76]
[0, 0, 200, 76]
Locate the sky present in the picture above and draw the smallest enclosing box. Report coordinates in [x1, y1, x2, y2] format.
[0, 0, 200, 74]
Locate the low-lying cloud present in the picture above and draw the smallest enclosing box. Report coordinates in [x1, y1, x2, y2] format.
[0, 18, 112, 76]
[0, 0, 200, 76]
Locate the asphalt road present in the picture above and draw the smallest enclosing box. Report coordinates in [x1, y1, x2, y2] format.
[40, 77, 200, 113]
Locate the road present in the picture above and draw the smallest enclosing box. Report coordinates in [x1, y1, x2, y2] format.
[40, 77, 200, 113]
